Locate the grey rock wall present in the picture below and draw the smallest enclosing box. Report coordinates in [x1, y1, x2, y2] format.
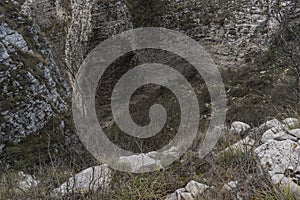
[0, 7, 70, 151]
[65, 0, 133, 74]
[1, 0, 297, 150]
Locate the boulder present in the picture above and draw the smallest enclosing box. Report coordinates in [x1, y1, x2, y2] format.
[258, 119, 284, 132]
[53, 164, 112, 196]
[261, 127, 288, 143]
[118, 146, 181, 173]
[165, 180, 210, 200]
[255, 139, 300, 196]
[185, 180, 210, 197]
[16, 171, 40, 192]
[165, 188, 185, 200]
[229, 121, 251, 137]
[255, 139, 300, 177]
[289, 129, 300, 138]
[283, 118, 299, 128]
[119, 153, 163, 173]
[221, 180, 238, 192]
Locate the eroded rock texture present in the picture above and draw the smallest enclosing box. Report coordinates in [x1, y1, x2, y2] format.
[1, 0, 298, 152]
[0, 1, 70, 150]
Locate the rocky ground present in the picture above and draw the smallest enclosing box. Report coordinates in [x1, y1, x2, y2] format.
[1, 118, 300, 199]
[0, 0, 299, 199]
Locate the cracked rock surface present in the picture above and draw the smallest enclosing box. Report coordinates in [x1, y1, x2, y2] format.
[0, 12, 70, 151]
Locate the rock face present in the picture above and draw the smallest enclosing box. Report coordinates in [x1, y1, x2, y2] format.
[65, 0, 133, 75]
[53, 164, 112, 196]
[21, 0, 69, 23]
[21, 0, 133, 78]
[17, 0, 298, 121]
[165, 180, 210, 200]
[0, 17, 70, 150]
[62, 0, 299, 77]
[24, 0, 297, 75]
[162, 0, 295, 69]
[255, 118, 300, 196]
[20, 0, 71, 85]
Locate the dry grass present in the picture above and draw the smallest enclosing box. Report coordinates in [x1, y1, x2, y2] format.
[0, 132, 297, 200]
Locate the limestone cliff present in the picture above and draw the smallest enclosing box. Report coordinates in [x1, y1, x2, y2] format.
[65, 0, 133, 75]
[0, 1, 70, 151]
[1, 0, 298, 151]
[22, 0, 298, 75]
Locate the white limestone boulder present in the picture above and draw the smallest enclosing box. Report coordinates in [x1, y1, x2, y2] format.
[261, 124, 300, 143]
[16, 171, 40, 192]
[53, 164, 112, 196]
[229, 121, 251, 136]
[165, 180, 210, 200]
[255, 139, 300, 197]
[289, 129, 300, 138]
[259, 119, 284, 132]
[221, 180, 238, 192]
[283, 118, 299, 128]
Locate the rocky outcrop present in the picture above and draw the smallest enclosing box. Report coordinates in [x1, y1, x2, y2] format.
[163, 0, 298, 69]
[255, 118, 300, 197]
[65, 0, 133, 75]
[17, 0, 298, 125]
[21, 0, 69, 24]
[21, 0, 71, 80]
[19, 0, 298, 82]
[219, 118, 300, 198]
[255, 139, 300, 196]
[0, 6, 70, 151]
[62, 0, 298, 77]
